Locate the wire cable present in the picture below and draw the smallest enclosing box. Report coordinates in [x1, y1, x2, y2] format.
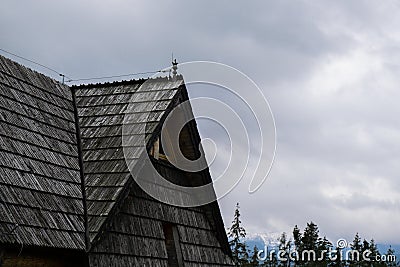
[0, 48, 72, 81]
[0, 47, 172, 84]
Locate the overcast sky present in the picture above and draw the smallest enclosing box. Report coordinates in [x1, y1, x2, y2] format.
[1, 0, 400, 245]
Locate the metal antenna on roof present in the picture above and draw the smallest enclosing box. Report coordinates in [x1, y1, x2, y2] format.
[60, 73, 65, 84]
[172, 59, 178, 81]
[168, 52, 174, 79]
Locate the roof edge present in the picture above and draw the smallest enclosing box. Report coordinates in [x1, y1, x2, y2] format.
[71, 75, 183, 89]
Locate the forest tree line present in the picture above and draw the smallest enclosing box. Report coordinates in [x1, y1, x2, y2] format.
[227, 203, 398, 267]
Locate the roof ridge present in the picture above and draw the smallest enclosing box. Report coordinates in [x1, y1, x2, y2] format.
[71, 75, 183, 89]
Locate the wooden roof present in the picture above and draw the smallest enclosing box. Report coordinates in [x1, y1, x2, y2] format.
[73, 78, 184, 243]
[0, 55, 231, 263]
[0, 55, 85, 250]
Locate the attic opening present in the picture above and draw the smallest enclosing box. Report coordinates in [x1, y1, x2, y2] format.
[148, 121, 200, 163]
[162, 222, 183, 267]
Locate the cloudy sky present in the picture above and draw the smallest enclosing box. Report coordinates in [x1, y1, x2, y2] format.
[1, 1, 400, 244]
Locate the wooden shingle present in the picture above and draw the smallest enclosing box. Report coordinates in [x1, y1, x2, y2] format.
[0, 55, 85, 250]
[74, 78, 181, 244]
[0, 55, 233, 266]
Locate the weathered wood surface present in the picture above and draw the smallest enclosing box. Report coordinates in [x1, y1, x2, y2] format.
[74, 78, 182, 243]
[89, 178, 233, 266]
[0, 55, 233, 266]
[0, 55, 85, 250]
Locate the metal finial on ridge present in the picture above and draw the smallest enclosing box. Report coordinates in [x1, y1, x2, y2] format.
[171, 59, 178, 81]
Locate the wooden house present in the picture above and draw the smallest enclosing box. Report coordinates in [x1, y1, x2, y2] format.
[0, 55, 234, 266]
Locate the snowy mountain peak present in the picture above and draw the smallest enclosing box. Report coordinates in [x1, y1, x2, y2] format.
[245, 232, 291, 249]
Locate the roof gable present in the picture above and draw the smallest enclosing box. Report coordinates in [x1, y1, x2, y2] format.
[0, 55, 230, 258]
[74, 78, 184, 243]
[76, 79, 231, 255]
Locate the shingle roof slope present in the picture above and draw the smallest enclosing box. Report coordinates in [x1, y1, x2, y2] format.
[0, 56, 232, 261]
[74, 77, 184, 242]
[0, 53, 186, 250]
[0, 55, 85, 250]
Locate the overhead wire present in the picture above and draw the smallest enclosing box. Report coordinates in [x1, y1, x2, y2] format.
[0, 47, 172, 84]
[0, 48, 73, 81]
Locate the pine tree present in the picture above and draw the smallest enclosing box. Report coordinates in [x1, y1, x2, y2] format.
[301, 222, 319, 266]
[249, 245, 260, 267]
[369, 239, 380, 257]
[386, 246, 397, 267]
[361, 239, 370, 267]
[278, 232, 291, 267]
[362, 239, 370, 253]
[317, 236, 332, 266]
[302, 222, 319, 251]
[293, 225, 302, 249]
[268, 250, 278, 267]
[293, 225, 302, 266]
[291, 222, 321, 267]
[349, 233, 362, 267]
[369, 239, 386, 267]
[331, 244, 345, 267]
[228, 203, 249, 266]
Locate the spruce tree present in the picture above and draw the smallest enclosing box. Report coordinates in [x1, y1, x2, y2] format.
[369, 239, 386, 267]
[278, 232, 291, 267]
[293, 225, 302, 266]
[268, 250, 278, 267]
[302, 222, 319, 251]
[228, 203, 249, 266]
[369, 239, 380, 258]
[301, 222, 319, 265]
[361, 239, 370, 267]
[249, 245, 260, 267]
[317, 236, 332, 266]
[350, 233, 362, 267]
[331, 244, 345, 267]
[386, 246, 397, 267]
[293, 225, 302, 249]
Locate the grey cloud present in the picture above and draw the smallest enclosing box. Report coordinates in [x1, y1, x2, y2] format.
[1, 0, 400, 244]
